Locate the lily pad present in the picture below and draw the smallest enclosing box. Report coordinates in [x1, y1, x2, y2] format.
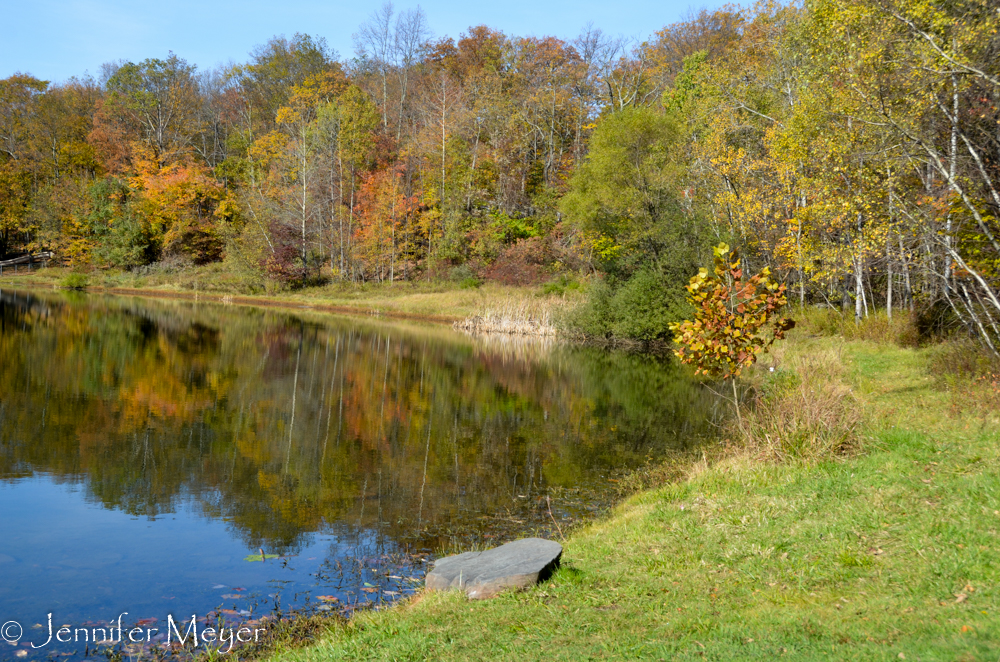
[243, 553, 280, 562]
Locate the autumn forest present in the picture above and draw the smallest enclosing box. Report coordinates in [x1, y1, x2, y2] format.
[1, 0, 999, 349]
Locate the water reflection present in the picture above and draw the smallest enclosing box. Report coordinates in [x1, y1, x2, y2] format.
[0, 289, 718, 553]
[0, 289, 720, 655]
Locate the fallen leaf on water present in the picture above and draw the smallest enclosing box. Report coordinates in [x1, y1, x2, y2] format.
[316, 596, 339, 602]
[212, 584, 226, 589]
[221, 594, 242, 599]
[361, 587, 377, 593]
[136, 618, 158, 626]
[244, 554, 280, 562]
[15, 651, 27, 658]
[232, 587, 246, 592]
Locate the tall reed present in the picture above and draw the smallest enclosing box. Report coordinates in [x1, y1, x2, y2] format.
[453, 297, 565, 336]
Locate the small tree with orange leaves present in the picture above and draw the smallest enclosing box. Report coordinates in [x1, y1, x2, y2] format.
[669, 243, 794, 385]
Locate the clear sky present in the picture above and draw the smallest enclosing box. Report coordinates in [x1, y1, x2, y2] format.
[1, 0, 724, 84]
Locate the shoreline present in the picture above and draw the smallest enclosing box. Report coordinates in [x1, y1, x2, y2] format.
[0, 279, 465, 325]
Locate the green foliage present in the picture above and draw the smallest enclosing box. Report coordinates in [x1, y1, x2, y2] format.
[448, 264, 481, 289]
[338, 85, 380, 171]
[541, 274, 581, 297]
[243, 553, 281, 562]
[568, 269, 692, 341]
[670, 244, 794, 378]
[59, 272, 89, 290]
[488, 210, 539, 245]
[662, 50, 708, 116]
[85, 177, 159, 269]
[561, 105, 713, 340]
[561, 106, 706, 279]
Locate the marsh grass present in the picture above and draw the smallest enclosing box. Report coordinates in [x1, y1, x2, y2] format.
[452, 296, 569, 336]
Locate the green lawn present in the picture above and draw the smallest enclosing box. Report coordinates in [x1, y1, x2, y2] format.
[269, 335, 1000, 661]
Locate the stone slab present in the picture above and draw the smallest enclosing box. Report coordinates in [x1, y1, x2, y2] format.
[425, 537, 562, 600]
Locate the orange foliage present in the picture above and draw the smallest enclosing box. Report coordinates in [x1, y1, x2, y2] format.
[354, 164, 418, 281]
[130, 146, 230, 263]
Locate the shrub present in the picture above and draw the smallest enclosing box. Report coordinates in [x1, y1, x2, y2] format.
[541, 274, 581, 297]
[563, 270, 693, 341]
[449, 264, 481, 289]
[914, 299, 961, 341]
[607, 269, 691, 341]
[60, 272, 90, 290]
[927, 338, 1000, 419]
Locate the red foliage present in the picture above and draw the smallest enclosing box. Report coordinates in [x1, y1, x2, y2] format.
[263, 221, 305, 285]
[482, 237, 556, 285]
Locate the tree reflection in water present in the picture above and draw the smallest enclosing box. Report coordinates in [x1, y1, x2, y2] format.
[0, 289, 721, 555]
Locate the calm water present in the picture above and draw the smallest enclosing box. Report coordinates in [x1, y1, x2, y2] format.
[0, 289, 719, 659]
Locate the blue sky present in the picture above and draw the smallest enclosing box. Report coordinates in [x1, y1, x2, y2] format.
[2, 0, 723, 83]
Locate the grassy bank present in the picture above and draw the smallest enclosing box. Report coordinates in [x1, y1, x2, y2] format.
[264, 318, 1000, 661]
[0, 265, 578, 324]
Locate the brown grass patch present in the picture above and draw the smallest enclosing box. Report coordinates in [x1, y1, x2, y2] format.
[730, 346, 867, 462]
[453, 297, 568, 336]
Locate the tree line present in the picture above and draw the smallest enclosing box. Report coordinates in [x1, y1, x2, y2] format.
[0, 0, 997, 350]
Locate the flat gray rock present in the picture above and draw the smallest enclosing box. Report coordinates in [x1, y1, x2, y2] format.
[425, 537, 562, 600]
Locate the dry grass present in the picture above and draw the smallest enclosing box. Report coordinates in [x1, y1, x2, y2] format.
[927, 338, 1000, 421]
[453, 297, 571, 336]
[796, 306, 920, 346]
[728, 344, 867, 462]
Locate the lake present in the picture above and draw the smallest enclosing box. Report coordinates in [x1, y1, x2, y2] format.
[0, 289, 719, 659]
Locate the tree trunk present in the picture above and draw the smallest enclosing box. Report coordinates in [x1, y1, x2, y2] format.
[855, 257, 864, 324]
